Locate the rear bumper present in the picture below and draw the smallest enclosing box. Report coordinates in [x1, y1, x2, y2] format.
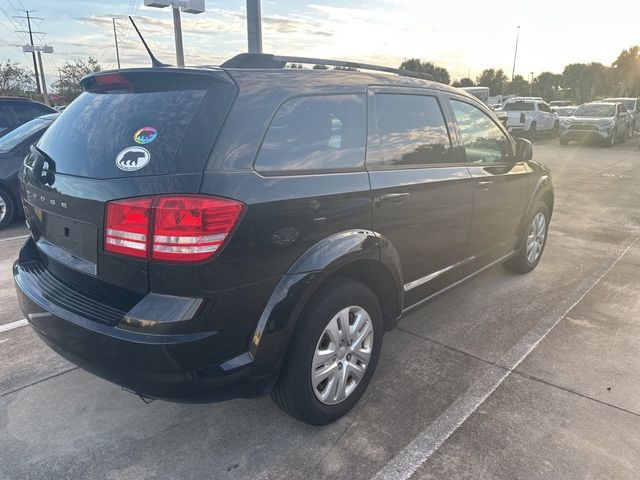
[13, 240, 277, 402]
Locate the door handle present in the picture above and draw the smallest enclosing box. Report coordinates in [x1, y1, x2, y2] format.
[376, 192, 410, 205]
[475, 180, 493, 189]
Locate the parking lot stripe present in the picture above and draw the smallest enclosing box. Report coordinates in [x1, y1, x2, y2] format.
[0, 319, 28, 334]
[372, 236, 638, 480]
[0, 234, 29, 244]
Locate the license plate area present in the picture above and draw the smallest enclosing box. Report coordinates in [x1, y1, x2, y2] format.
[36, 209, 98, 274]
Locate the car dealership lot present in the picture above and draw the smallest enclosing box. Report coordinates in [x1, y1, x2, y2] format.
[1, 139, 639, 480]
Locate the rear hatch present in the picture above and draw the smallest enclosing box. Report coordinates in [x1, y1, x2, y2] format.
[20, 68, 237, 299]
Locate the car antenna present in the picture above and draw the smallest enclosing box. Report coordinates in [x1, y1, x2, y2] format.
[128, 16, 170, 68]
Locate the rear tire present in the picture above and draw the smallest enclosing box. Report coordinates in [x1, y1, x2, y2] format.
[504, 200, 549, 274]
[551, 121, 559, 137]
[0, 188, 15, 230]
[606, 128, 617, 147]
[271, 278, 383, 425]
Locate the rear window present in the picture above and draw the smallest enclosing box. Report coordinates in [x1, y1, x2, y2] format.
[37, 86, 206, 178]
[0, 117, 52, 153]
[503, 101, 535, 111]
[255, 94, 366, 173]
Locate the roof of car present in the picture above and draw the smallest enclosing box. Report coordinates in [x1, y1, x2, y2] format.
[0, 96, 41, 103]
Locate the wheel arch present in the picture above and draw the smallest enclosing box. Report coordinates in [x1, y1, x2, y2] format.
[247, 229, 404, 384]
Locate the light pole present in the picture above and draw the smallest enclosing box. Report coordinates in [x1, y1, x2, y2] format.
[246, 0, 263, 53]
[22, 45, 53, 105]
[529, 72, 534, 97]
[511, 26, 520, 81]
[144, 0, 205, 67]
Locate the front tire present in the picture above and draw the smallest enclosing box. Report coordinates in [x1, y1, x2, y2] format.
[0, 188, 15, 230]
[271, 278, 383, 425]
[504, 201, 549, 274]
[551, 121, 559, 137]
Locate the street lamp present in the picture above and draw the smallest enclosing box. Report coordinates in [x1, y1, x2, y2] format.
[529, 72, 534, 97]
[143, 0, 205, 67]
[22, 44, 53, 106]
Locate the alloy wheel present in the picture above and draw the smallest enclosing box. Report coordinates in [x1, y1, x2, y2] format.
[526, 212, 546, 264]
[0, 195, 6, 223]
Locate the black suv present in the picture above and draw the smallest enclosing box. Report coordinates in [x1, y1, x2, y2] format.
[0, 97, 55, 137]
[13, 54, 553, 425]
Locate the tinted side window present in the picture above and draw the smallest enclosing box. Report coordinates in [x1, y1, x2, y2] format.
[369, 93, 452, 167]
[14, 104, 51, 123]
[451, 100, 513, 164]
[0, 108, 10, 129]
[255, 94, 366, 173]
[538, 103, 552, 113]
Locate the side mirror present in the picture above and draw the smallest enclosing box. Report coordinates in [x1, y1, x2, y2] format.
[515, 137, 533, 162]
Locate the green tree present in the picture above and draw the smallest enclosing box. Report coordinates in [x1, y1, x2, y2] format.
[612, 46, 640, 96]
[505, 75, 530, 96]
[475, 68, 507, 95]
[452, 77, 474, 87]
[52, 57, 101, 105]
[399, 58, 450, 85]
[0, 60, 35, 96]
[561, 62, 612, 103]
[532, 72, 562, 101]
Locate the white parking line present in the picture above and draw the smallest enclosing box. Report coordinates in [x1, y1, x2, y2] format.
[0, 234, 29, 244]
[0, 319, 28, 334]
[372, 236, 638, 480]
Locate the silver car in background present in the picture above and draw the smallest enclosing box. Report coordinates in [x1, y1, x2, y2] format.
[559, 102, 631, 146]
[602, 97, 639, 134]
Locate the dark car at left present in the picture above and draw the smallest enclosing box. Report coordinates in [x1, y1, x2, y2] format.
[0, 113, 58, 229]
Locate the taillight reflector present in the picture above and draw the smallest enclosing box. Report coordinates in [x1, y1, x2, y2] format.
[104, 195, 244, 263]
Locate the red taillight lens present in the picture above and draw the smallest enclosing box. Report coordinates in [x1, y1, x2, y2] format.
[104, 195, 244, 263]
[105, 197, 154, 258]
[152, 196, 244, 262]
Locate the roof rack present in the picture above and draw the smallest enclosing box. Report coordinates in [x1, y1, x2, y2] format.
[220, 53, 435, 82]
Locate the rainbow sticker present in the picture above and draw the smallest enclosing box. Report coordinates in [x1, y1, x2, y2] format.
[134, 126, 158, 145]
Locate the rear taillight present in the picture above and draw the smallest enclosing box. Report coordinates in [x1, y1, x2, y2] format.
[104, 195, 244, 263]
[105, 197, 154, 259]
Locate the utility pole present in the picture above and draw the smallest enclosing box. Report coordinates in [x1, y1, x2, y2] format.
[144, 1, 205, 67]
[22, 45, 53, 105]
[112, 18, 121, 69]
[15, 10, 43, 94]
[172, 6, 184, 66]
[247, 0, 263, 53]
[511, 25, 520, 81]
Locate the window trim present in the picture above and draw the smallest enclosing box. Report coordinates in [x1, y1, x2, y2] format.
[365, 88, 458, 171]
[445, 94, 517, 166]
[252, 92, 368, 177]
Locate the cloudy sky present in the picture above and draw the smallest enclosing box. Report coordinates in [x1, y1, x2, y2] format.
[1, 0, 638, 86]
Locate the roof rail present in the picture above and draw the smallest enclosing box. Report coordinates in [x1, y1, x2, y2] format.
[220, 53, 435, 82]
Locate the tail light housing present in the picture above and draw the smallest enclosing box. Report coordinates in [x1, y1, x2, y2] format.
[105, 195, 244, 263]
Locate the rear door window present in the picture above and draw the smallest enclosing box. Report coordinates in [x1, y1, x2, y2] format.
[0, 108, 10, 134]
[13, 103, 52, 123]
[369, 93, 453, 167]
[37, 85, 208, 178]
[254, 94, 366, 173]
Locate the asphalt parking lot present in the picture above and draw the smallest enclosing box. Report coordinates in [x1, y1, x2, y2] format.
[1, 137, 639, 480]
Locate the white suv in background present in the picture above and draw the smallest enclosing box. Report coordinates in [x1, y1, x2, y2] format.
[500, 97, 559, 138]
